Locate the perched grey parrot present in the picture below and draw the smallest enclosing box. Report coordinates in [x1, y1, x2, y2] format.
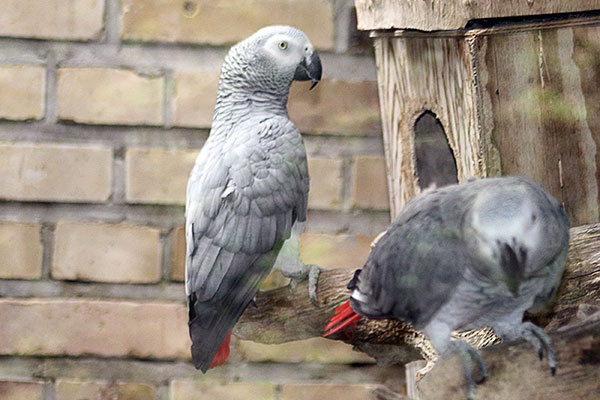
[325, 176, 569, 399]
[185, 26, 322, 373]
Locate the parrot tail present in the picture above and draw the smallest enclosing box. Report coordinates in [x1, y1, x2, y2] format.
[323, 301, 361, 337]
[209, 331, 232, 369]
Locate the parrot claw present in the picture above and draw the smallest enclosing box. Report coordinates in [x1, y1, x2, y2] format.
[443, 340, 488, 400]
[285, 264, 323, 307]
[415, 360, 435, 382]
[308, 264, 321, 307]
[520, 322, 557, 376]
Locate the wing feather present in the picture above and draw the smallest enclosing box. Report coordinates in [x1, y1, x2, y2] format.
[186, 116, 309, 298]
[185, 116, 309, 370]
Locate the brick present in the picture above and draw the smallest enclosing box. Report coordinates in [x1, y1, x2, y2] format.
[0, 65, 45, 120]
[125, 148, 198, 205]
[352, 156, 390, 210]
[0, 381, 44, 400]
[0, 222, 42, 280]
[171, 226, 186, 281]
[172, 75, 381, 135]
[259, 270, 290, 290]
[170, 379, 275, 400]
[307, 157, 343, 210]
[281, 383, 376, 400]
[52, 222, 162, 283]
[0, 143, 112, 203]
[0, 298, 190, 359]
[57, 68, 164, 126]
[238, 337, 374, 364]
[289, 79, 381, 135]
[122, 0, 334, 51]
[300, 233, 375, 270]
[172, 71, 219, 128]
[0, 0, 103, 40]
[56, 380, 157, 400]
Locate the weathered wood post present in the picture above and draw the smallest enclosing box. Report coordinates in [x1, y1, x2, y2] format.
[355, 1, 600, 226]
[354, 2, 600, 398]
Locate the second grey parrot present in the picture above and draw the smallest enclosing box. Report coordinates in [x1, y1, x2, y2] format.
[186, 26, 322, 373]
[325, 176, 569, 399]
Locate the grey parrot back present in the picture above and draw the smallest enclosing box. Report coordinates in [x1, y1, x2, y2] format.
[185, 26, 321, 372]
[350, 176, 569, 330]
[327, 176, 569, 399]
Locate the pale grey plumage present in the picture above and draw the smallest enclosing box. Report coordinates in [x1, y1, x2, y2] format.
[348, 176, 569, 399]
[185, 26, 321, 372]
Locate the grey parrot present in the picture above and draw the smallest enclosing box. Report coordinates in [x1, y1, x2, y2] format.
[325, 176, 569, 399]
[185, 25, 322, 373]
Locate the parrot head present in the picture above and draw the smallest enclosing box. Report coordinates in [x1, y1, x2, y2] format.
[224, 25, 322, 93]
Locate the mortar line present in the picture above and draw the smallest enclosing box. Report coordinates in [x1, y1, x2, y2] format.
[161, 229, 174, 282]
[111, 145, 126, 204]
[163, 69, 175, 129]
[43, 51, 58, 125]
[44, 379, 56, 400]
[341, 156, 355, 212]
[104, 0, 123, 45]
[40, 222, 56, 280]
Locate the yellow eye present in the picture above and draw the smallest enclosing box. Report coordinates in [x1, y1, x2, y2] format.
[278, 41, 288, 50]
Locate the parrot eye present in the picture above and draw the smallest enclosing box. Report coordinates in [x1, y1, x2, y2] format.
[278, 41, 288, 50]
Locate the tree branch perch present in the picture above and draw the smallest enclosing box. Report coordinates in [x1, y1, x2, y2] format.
[235, 223, 600, 366]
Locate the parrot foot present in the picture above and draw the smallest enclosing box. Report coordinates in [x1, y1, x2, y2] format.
[415, 360, 436, 382]
[520, 322, 557, 375]
[445, 340, 489, 400]
[285, 264, 322, 307]
[494, 321, 557, 376]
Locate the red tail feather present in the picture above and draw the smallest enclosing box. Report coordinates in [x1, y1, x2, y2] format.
[324, 300, 361, 337]
[209, 331, 232, 370]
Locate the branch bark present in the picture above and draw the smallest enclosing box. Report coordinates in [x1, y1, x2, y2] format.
[418, 311, 600, 399]
[235, 223, 600, 365]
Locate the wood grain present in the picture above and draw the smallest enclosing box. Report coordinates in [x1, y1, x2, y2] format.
[373, 35, 493, 218]
[482, 25, 600, 225]
[355, 0, 600, 31]
[373, 18, 600, 225]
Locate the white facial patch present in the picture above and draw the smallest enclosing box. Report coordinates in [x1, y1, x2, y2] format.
[351, 290, 369, 303]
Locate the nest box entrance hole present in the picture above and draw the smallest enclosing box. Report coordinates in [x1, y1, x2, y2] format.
[414, 111, 458, 190]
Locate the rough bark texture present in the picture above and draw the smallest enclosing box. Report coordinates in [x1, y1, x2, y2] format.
[237, 224, 600, 364]
[418, 312, 600, 399]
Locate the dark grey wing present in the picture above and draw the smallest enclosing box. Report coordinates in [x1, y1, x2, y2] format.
[350, 189, 469, 328]
[185, 117, 309, 371]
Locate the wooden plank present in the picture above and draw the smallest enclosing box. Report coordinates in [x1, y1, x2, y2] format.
[405, 360, 427, 400]
[481, 24, 600, 225]
[355, 0, 600, 31]
[373, 36, 492, 217]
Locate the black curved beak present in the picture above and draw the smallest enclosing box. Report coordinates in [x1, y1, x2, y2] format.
[294, 49, 322, 90]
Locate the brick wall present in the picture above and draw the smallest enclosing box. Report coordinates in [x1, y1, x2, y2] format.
[0, 1, 398, 399]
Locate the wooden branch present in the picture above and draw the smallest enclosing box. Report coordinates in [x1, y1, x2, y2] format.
[235, 223, 600, 365]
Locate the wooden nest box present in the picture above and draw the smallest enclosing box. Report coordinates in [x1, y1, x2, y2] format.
[355, 1, 600, 226]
